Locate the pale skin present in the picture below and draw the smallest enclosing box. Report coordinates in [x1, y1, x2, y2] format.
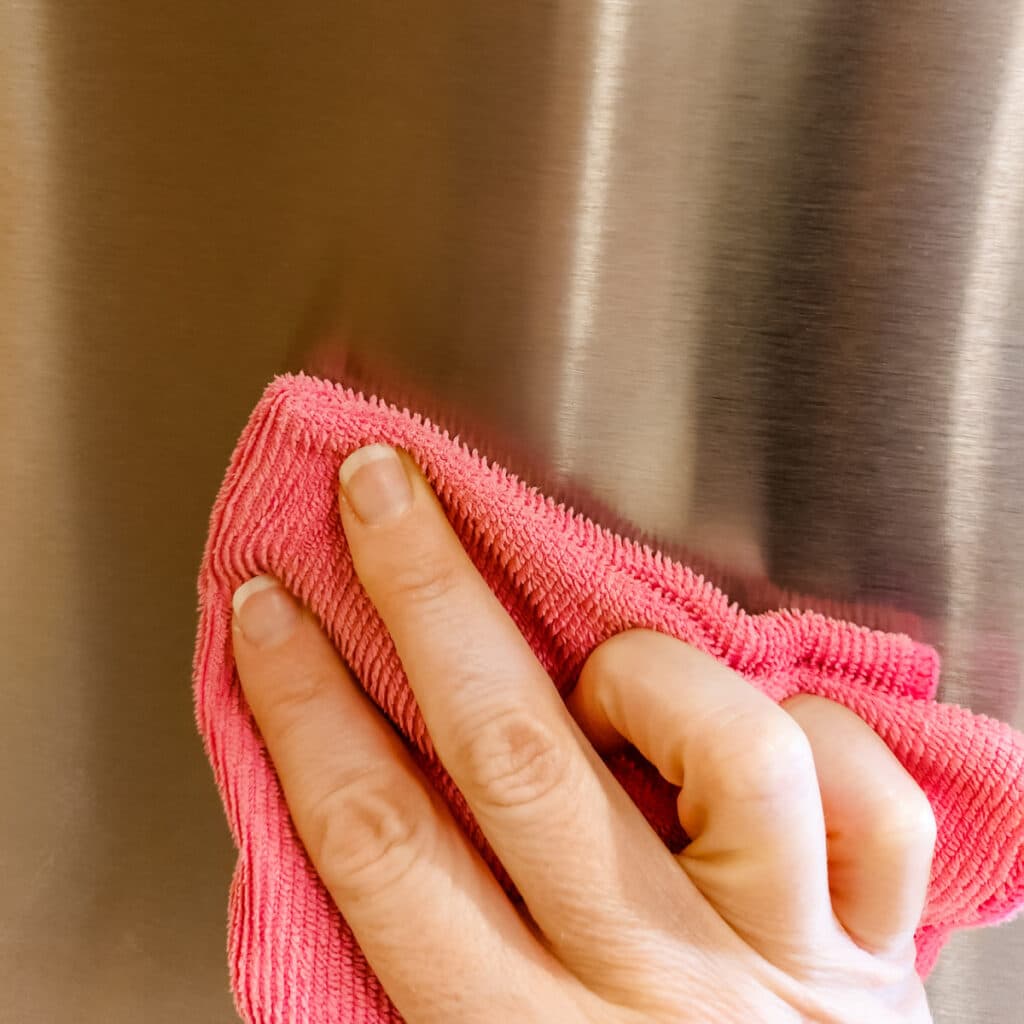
[231, 444, 936, 1023]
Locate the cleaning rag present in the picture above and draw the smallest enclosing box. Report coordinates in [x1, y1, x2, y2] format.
[194, 373, 1024, 1024]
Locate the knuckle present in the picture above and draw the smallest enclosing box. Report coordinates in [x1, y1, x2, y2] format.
[384, 556, 462, 610]
[307, 773, 431, 899]
[459, 707, 570, 811]
[579, 629, 661, 707]
[262, 666, 333, 729]
[867, 783, 937, 858]
[702, 709, 817, 804]
[583, 629, 656, 679]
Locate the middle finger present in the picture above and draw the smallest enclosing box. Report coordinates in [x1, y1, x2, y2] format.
[336, 445, 705, 957]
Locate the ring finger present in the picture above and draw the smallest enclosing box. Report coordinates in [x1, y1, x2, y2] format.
[568, 629, 836, 961]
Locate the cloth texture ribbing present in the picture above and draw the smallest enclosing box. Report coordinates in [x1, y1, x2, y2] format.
[194, 374, 1024, 1024]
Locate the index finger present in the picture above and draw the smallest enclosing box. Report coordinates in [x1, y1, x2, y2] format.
[336, 445, 701, 960]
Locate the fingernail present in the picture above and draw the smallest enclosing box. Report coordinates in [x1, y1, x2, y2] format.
[232, 575, 300, 648]
[338, 444, 413, 525]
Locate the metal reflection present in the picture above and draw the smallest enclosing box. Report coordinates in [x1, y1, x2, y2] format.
[943, 4, 1024, 715]
[3, 3, 1023, 1022]
[555, 0, 632, 470]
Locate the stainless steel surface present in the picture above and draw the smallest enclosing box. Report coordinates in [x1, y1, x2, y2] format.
[2, 2, 1022, 1021]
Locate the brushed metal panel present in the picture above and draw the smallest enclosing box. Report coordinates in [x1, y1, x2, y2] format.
[1, 2, 1020, 1021]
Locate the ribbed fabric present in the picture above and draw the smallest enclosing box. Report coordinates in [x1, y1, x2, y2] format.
[194, 374, 1024, 1024]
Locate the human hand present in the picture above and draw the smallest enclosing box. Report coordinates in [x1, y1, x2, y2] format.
[231, 444, 935, 1023]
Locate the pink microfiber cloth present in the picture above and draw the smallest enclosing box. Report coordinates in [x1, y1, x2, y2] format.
[195, 374, 1024, 1024]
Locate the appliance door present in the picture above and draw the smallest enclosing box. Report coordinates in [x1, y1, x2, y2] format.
[2, 3, 1021, 1022]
